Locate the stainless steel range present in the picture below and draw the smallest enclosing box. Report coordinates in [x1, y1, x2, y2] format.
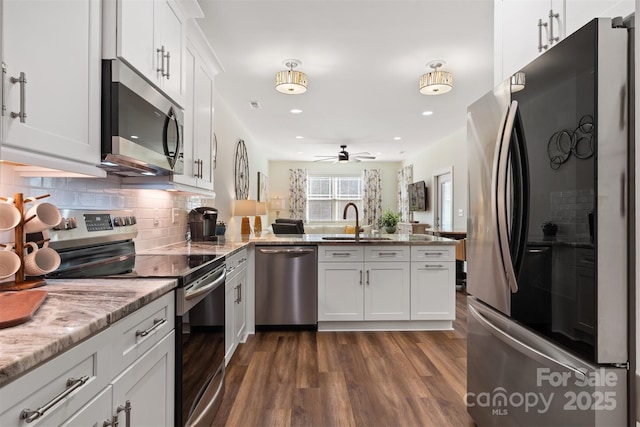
[46, 210, 226, 427]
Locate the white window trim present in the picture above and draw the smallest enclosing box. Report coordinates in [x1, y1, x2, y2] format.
[307, 175, 363, 222]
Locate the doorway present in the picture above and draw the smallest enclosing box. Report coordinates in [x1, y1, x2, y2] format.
[433, 167, 453, 231]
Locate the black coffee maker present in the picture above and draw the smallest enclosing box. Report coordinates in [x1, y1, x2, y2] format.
[188, 207, 218, 241]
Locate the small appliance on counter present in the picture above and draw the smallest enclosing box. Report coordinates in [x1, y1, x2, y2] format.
[188, 207, 218, 241]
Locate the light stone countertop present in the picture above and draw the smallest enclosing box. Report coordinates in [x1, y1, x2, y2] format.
[0, 278, 176, 387]
[143, 233, 458, 256]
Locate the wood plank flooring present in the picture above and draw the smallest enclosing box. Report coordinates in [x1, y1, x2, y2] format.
[214, 292, 475, 427]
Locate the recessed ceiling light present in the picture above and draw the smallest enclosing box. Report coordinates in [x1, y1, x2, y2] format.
[422, 111, 434, 116]
[290, 109, 303, 114]
[393, 137, 401, 141]
[130, 135, 139, 139]
[295, 136, 304, 139]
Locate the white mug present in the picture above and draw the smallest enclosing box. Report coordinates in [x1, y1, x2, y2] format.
[24, 199, 62, 233]
[23, 242, 61, 276]
[0, 202, 21, 232]
[0, 245, 21, 279]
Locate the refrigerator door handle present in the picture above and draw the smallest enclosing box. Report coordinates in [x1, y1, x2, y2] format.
[493, 100, 520, 293]
[468, 303, 587, 379]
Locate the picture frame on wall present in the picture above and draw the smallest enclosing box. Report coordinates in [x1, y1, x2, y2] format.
[258, 172, 268, 202]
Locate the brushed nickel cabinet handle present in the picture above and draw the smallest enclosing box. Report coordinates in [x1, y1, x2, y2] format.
[548, 9, 560, 45]
[156, 46, 166, 75]
[20, 375, 90, 423]
[538, 19, 548, 52]
[165, 50, 171, 79]
[1, 62, 6, 117]
[424, 264, 444, 268]
[366, 270, 370, 285]
[10, 71, 26, 123]
[135, 317, 167, 337]
[117, 400, 131, 427]
[359, 269, 363, 285]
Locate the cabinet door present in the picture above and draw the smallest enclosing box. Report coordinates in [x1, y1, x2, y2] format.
[111, 331, 175, 427]
[224, 273, 237, 363]
[318, 262, 363, 321]
[175, 44, 198, 187]
[192, 59, 215, 190]
[565, 0, 634, 35]
[364, 262, 410, 321]
[501, 0, 555, 78]
[118, 0, 155, 83]
[234, 268, 246, 344]
[155, 0, 184, 103]
[60, 386, 112, 427]
[410, 262, 456, 320]
[1, 0, 101, 170]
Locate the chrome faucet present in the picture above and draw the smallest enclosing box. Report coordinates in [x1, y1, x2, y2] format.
[343, 202, 360, 242]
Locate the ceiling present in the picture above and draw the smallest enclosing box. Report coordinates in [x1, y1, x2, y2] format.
[196, 0, 495, 162]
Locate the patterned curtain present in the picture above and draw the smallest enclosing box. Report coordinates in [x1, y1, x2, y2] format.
[288, 168, 307, 220]
[362, 169, 382, 227]
[397, 164, 413, 222]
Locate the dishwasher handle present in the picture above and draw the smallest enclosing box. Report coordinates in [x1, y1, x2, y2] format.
[258, 247, 316, 255]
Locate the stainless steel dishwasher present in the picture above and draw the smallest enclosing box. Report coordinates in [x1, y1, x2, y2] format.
[255, 246, 317, 327]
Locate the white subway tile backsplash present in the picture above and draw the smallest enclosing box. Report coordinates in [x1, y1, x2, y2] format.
[0, 164, 209, 249]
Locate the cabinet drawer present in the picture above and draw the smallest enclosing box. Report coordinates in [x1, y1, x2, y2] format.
[411, 246, 455, 261]
[226, 249, 248, 280]
[0, 330, 111, 427]
[110, 292, 175, 377]
[365, 246, 409, 262]
[318, 245, 364, 262]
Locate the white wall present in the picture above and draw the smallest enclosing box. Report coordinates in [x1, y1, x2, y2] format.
[402, 127, 468, 231]
[212, 94, 269, 237]
[267, 160, 401, 226]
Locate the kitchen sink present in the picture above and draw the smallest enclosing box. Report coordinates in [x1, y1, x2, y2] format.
[320, 236, 392, 241]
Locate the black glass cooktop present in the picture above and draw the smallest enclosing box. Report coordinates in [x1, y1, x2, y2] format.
[49, 251, 224, 286]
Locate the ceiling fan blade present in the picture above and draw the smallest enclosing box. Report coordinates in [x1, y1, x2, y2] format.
[349, 151, 371, 156]
[314, 157, 337, 162]
[353, 155, 376, 160]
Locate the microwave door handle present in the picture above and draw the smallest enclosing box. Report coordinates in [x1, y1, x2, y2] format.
[162, 107, 181, 168]
[493, 100, 520, 293]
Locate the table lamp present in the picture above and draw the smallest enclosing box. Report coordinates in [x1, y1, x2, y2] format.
[234, 199, 256, 235]
[269, 197, 287, 218]
[254, 202, 266, 236]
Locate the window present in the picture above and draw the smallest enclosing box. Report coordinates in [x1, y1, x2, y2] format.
[307, 175, 362, 221]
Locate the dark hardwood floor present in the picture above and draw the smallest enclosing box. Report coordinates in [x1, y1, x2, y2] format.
[213, 292, 474, 427]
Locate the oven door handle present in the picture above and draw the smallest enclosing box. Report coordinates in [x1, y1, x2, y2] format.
[185, 266, 226, 300]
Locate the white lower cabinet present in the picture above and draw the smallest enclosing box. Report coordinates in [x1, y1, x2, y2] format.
[225, 249, 247, 364]
[111, 331, 175, 427]
[60, 386, 112, 427]
[410, 246, 456, 320]
[318, 246, 410, 322]
[0, 291, 175, 427]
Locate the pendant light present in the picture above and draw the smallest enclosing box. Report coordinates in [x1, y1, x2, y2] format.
[419, 60, 453, 95]
[275, 59, 308, 94]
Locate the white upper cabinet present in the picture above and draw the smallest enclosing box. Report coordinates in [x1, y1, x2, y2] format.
[0, 0, 104, 177]
[496, 0, 634, 83]
[564, 0, 634, 34]
[106, 0, 186, 106]
[174, 33, 216, 192]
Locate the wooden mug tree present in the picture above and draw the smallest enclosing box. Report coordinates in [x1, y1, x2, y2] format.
[0, 192, 52, 291]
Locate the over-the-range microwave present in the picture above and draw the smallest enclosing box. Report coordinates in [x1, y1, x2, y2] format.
[100, 59, 184, 177]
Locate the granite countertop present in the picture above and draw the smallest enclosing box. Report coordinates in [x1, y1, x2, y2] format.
[0, 278, 176, 387]
[141, 233, 458, 257]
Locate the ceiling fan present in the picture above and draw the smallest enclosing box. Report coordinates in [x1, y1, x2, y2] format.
[314, 145, 376, 163]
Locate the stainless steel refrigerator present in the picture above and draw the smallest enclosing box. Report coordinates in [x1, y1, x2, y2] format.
[466, 18, 631, 426]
